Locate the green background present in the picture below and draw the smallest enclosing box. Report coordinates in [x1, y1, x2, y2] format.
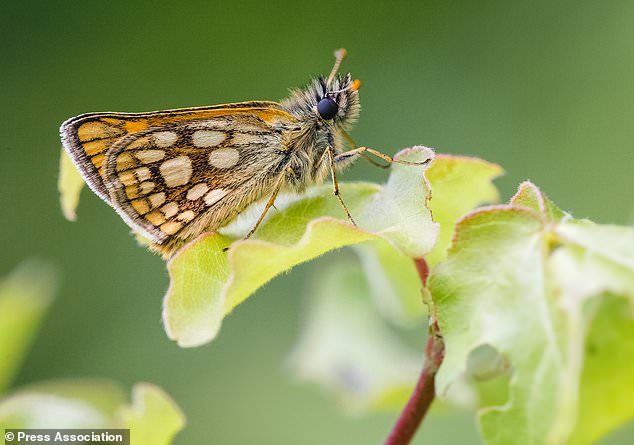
[1, 1, 633, 444]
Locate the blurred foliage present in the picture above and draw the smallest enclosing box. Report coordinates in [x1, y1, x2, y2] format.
[1, 1, 633, 444]
[0, 262, 185, 444]
[289, 262, 422, 413]
[0, 262, 57, 393]
[58, 151, 84, 222]
[1, 380, 185, 445]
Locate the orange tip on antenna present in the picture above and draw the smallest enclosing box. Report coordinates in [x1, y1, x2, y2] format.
[352, 79, 361, 91]
[334, 48, 347, 59]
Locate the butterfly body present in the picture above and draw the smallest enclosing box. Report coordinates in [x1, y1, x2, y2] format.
[61, 70, 360, 257]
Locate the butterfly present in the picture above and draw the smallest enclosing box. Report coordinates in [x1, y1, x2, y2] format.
[61, 49, 424, 258]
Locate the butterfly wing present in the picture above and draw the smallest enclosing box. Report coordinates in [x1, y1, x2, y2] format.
[61, 103, 298, 250]
[60, 101, 284, 202]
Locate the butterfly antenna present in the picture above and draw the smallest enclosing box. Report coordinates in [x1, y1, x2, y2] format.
[327, 48, 347, 88]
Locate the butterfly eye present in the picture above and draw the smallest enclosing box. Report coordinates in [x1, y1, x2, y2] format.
[317, 97, 339, 120]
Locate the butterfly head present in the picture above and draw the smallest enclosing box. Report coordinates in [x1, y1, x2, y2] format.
[315, 48, 360, 127]
[317, 74, 361, 123]
[280, 73, 361, 129]
[280, 49, 361, 129]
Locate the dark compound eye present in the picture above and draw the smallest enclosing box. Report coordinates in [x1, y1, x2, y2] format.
[317, 97, 339, 120]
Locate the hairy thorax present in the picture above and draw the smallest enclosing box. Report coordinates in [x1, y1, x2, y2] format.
[282, 123, 335, 191]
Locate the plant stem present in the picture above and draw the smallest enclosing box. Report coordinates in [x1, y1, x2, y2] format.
[384, 258, 445, 445]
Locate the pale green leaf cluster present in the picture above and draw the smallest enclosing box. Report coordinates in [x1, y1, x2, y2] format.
[0, 262, 185, 445]
[0, 380, 185, 445]
[429, 181, 634, 445]
[163, 146, 438, 347]
[352, 155, 503, 326]
[288, 155, 503, 410]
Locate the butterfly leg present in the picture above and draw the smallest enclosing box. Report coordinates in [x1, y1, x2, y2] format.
[339, 129, 390, 169]
[338, 130, 430, 168]
[241, 165, 301, 242]
[335, 146, 431, 168]
[326, 146, 357, 226]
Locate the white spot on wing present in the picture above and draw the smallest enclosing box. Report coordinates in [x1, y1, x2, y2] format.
[193, 130, 226, 148]
[161, 202, 179, 218]
[177, 210, 196, 222]
[135, 150, 165, 163]
[160, 221, 182, 235]
[204, 189, 227, 206]
[135, 167, 151, 182]
[186, 183, 210, 200]
[148, 192, 166, 208]
[153, 131, 178, 147]
[209, 148, 240, 169]
[159, 156, 192, 187]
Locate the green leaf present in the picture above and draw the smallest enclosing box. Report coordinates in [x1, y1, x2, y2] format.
[548, 221, 634, 445]
[0, 379, 127, 428]
[58, 149, 85, 221]
[288, 262, 422, 412]
[164, 146, 438, 347]
[555, 219, 634, 275]
[0, 380, 185, 445]
[429, 181, 634, 445]
[425, 155, 503, 265]
[0, 261, 57, 394]
[350, 155, 503, 327]
[568, 294, 634, 445]
[510, 180, 567, 222]
[119, 383, 186, 445]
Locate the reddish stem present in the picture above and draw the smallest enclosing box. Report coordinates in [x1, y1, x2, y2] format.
[414, 257, 430, 285]
[383, 258, 445, 445]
